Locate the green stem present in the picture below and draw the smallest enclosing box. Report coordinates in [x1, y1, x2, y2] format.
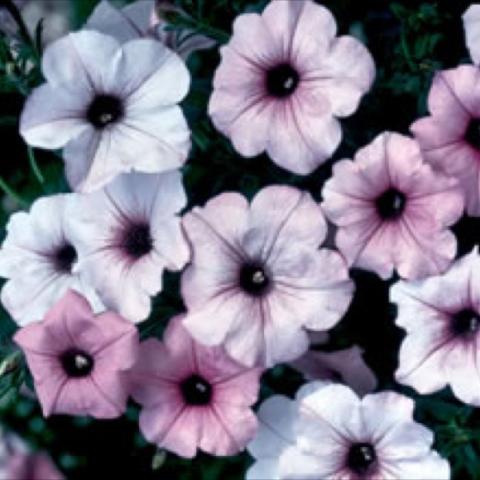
[0, 175, 28, 208]
[27, 146, 45, 186]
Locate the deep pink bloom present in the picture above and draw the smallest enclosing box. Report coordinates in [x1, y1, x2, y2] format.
[411, 65, 480, 215]
[14, 290, 138, 418]
[392, 248, 480, 406]
[209, 0, 375, 175]
[181, 185, 354, 367]
[290, 345, 377, 396]
[322, 132, 464, 280]
[129, 316, 261, 458]
[6, 451, 64, 480]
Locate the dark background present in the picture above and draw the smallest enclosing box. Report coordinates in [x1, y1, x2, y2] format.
[1, 0, 480, 478]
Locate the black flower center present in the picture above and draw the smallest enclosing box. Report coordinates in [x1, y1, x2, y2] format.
[465, 119, 480, 149]
[239, 263, 271, 296]
[87, 94, 124, 129]
[266, 63, 299, 98]
[451, 308, 480, 337]
[60, 349, 94, 378]
[375, 188, 406, 220]
[54, 243, 77, 273]
[347, 443, 377, 475]
[180, 374, 212, 406]
[122, 223, 153, 259]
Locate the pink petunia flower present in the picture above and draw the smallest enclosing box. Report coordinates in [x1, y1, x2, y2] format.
[411, 65, 480, 215]
[67, 171, 190, 323]
[247, 382, 450, 480]
[208, 0, 375, 175]
[181, 185, 354, 367]
[322, 132, 464, 280]
[14, 290, 138, 418]
[392, 247, 480, 406]
[20, 30, 190, 193]
[289, 345, 377, 396]
[6, 451, 64, 480]
[129, 316, 261, 458]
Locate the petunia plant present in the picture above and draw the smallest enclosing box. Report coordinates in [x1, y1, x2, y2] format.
[1, 0, 480, 479]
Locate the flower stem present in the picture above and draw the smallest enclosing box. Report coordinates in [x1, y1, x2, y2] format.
[27, 146, 45, 186]
[0, 175, 28, 208]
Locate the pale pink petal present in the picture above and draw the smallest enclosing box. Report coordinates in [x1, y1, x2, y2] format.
[463, 5, 480, 65]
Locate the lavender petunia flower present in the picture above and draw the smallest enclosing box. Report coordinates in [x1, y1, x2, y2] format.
[392, 248, 480, 406]
[129, 316, 261, 458]
[290, 345, 377, 397]
[411, 65, 480, 215]
[20, 30, 190, 193]
[67, 171, 190, 323]
[181, 185, 354, 367]
[14, 290, 139, 418]
[247, 382, 450, 480]
[209, 0, 375, 175]
[322, 132, 464, 280]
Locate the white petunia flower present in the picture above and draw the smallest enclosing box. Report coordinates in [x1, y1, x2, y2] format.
[20, 30, 191, 193]
[67, 171, 190, 323]
[0, 195, 102, 326]
[247, 382, 450, 480]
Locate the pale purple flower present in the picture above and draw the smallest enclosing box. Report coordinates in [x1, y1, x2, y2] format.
[392, 248, 480, 406]
[411, 65, 480, 215]
[181, 185, 354, 367]
[209, 0, 375, 175]
[5, 451, 64, 480]
[290, 345, 377, 396]
[0, 195, 102, 326]
[86, 0, 215, 59]
[14, 290, 138, 418]
[67, 171, 190, 323]
[129, 316, 261, 458]
[322, 132, 464, 280]
[247, 382, 450, 480]
[20, 30, 190, 193]
[463, 5, 480, 65]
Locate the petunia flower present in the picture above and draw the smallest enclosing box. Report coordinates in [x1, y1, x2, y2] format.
[181, 185, 354, 367]
[463, 5, 480, 65]
[208, 0, 375, 175]
[392, 247, 480, 406]
[322, 132, 464, 280]
[6, 451, 64, 480]
[0, 195, 102, 326]
[67, 171, 190, 323]
[14, 290, 138, 418]
[289, 345, 377, 396]
[20, 30, 190, 193]
[411, 65, 480, 215]
[129, 316, 261, 458]
[85, 0, 215, 59]
[247, 382, 450, 480]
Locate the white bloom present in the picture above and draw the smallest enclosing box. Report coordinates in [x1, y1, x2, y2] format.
[247, 382, 450, 480]
[20, 30, 191, 193]
[463, 5, 480, 65]
[0, 195, 102, 325]
[67, 171, 190, 323]
[392, 248, 480, 406]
